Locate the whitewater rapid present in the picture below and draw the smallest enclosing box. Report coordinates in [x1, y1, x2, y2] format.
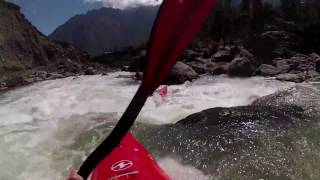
[0, 72, 293, 180]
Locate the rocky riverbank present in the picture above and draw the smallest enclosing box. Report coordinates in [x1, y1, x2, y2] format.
[0, 1, 108, 90]
[94, 17, 320, 85]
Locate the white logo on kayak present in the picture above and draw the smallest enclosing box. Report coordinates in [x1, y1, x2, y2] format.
[111, 160, 133, 171]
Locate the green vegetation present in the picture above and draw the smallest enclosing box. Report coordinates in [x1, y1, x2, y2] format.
[198, 0, 320, 53]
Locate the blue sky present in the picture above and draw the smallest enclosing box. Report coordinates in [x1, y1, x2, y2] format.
[8, 0, 102, 35]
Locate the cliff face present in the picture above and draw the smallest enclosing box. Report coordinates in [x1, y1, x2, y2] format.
[0, 1, 99, 89]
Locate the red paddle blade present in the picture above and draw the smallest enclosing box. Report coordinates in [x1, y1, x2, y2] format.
[91, 133, 170, 180]
[143, 0, 217, 93]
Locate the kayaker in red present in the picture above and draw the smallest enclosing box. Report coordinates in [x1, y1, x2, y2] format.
[66, 169, 83, 180]
[133, 71, 143, 81]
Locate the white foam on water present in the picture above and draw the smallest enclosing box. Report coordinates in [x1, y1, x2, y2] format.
[0, 72, 293, 179]
[159, 158, 212, 180]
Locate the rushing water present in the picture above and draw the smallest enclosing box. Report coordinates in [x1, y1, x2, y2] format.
[0, 72, 296, 180]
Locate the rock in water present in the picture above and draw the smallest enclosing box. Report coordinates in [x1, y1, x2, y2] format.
[228, 57, 256, 77]
[258, 64, 281, 76]
[212, 50, 233, 62]
[253, 85, 320, 115]
[166, 62, 199, 85]
[276, 73, 305, 83]
[175, 105, 304, 128]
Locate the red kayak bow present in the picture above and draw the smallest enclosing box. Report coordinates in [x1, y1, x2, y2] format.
[78, 0, 217, 179]
[91, 133, 170, 180]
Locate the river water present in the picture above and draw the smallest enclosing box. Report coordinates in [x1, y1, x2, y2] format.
[0, 72, 298, 179]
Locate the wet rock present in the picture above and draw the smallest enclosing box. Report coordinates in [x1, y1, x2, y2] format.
[238, 47, 256, 61]
[0, 82, 6, 89]
[310, 53, 320, 63]
[289, 54, 316, 72]
[33, 71, 48, 80]
[200, 48, 213, 59]
[308, 76, 320, 82]
[194, 57, 213, 64]
[272, 47, 296, 58]
[306, 70, 320, 79]
[316, 60, 320, 73]
[182, 49, 201, 62]
[253, 85, 320, 114]
[5, 76, 26, 88]
[207, 63, 229, 75]
[166, 61, 199, 85]
[63, 72, 75, 77]
[186, 61, 208, 74]
[212, 50, 233, 62]
[85, 66, 95, 75]
[47, 73, 65, 80]
[276, 73, 305, 83]
[258, 64, 281, 76]
[228, 57, 256, 77]
[176, 105, 304, 128]
[274, 58, 291, 73]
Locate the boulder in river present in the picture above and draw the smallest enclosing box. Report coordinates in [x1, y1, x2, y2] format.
[258, 64, 281, 76]
[253, 85, 320, 115]
[175, 105, 304, 128]
[212, 50, 233, 62]
[228, 57, 256, 77]
[185, 61, 208, 74]
[276, 73, 305, 83]
[166, 61, 199, 85]
[274, 58, 291, 73]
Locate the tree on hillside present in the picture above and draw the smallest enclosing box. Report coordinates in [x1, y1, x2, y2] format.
[281, 0, 300, 20]
[209, 0, 234, 45]
[251, 0, 264, 31]
[241, 0, 250, 12]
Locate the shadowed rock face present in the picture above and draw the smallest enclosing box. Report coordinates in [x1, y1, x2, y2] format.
[0, 1, 103, 89]
[134, 84, 320, 179]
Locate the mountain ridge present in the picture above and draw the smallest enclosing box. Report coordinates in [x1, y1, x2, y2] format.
[49, 6, 159, 56]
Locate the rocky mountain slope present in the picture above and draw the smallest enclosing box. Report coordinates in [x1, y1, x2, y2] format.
[49, 6, 158, 56]
[0, 1, 103, 89]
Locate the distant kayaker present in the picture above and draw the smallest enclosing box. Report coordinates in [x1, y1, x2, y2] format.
[153, 86, 168, 107]
[133, 71, 143, 81]
[66, 169, 83, 180]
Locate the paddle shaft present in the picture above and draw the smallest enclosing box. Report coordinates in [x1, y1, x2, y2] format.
[78, 85, 149, 179]
[78, 0, 216, 178]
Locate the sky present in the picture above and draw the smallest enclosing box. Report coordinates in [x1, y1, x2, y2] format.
[7, 0, 161, 35]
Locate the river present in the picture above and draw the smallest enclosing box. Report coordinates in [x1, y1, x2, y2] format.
[0, 72, 300, 179]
